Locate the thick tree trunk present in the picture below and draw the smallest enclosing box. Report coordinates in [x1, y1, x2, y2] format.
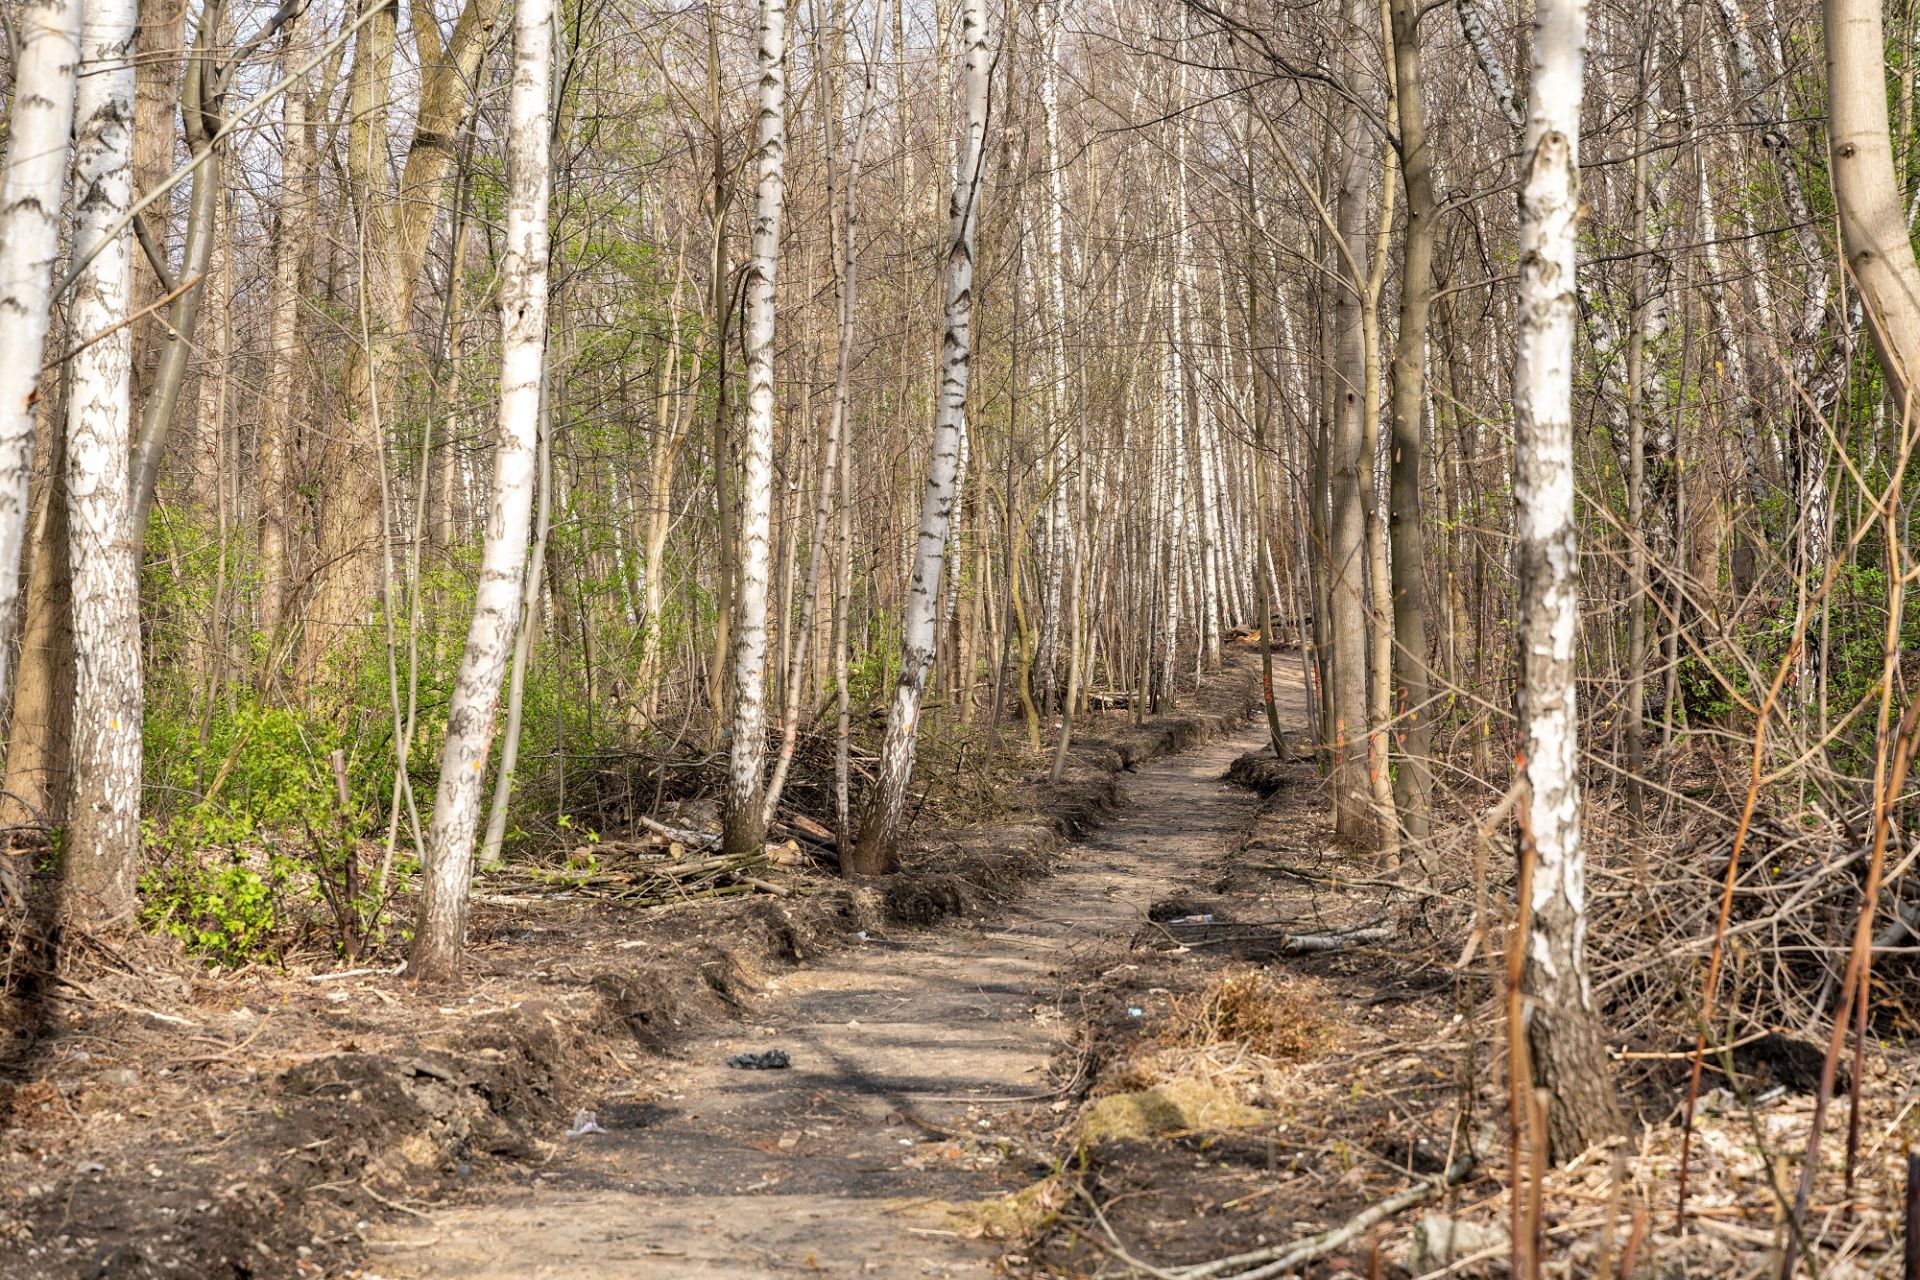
[1825, 0, 1920, 413]
[849, 0, 988, 874]
[722, 0, 790, 856]
[1513, 0, 1624, 1161]
[63, 0, 145, 928]
[410, 0, 553, 981]
[0, 0, 85, 703]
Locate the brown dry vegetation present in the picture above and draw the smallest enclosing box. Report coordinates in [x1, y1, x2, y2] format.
[1019, 751, 1917, 1279]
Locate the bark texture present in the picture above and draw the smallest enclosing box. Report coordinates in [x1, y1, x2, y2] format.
[63, 0, 146, 927]
[1824, 0, 1920, 413]
[722, 0, 790, 856]
[1513, 0, 1624, 1161]
[0, 0, 85, 701]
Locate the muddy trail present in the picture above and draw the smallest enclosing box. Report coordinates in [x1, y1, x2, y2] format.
[371, 719, 1281, 1279]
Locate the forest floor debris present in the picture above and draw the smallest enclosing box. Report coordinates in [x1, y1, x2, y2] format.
[1024, 745, 1918, 1279]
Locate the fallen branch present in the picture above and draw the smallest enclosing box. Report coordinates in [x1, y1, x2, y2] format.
[638, 815, 720, 850]
[1172, 1153, 1475, 1280]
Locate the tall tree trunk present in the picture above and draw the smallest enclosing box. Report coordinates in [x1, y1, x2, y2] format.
[63, 0, 144, 927]
[1386, 0, 1434, 852]
[722, 0, 791, 856]
[130, 0, 225, 546]
[0, 0, 85, 702]
[130, 0, 187, 398]
[849, 0, 989, 874]
[1513, 0, 1624, 1161]
[479, 376, 553, 871]
[763, 0, 880, 826]
[1624, 92, 1652, 832]
[258, 14, 312, 651]
[298, 0, 503, 680]
[1826, 0, 1920, 412]
[410, 0, 553, 980]
[1328, 0, 1374, 845]
[0, 395, 74, 901]
[703, 2, 737, 730]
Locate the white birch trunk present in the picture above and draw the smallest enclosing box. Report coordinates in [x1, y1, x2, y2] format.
[0, 0, 85, 702]
[850, 0, 988, 873]
[63, 0, 144, 925]
[1035, 2, 1073, 711]
[1513, 0, 1622, 1160]
[721, 0, 789, 854]
[409, 0, 552, 979]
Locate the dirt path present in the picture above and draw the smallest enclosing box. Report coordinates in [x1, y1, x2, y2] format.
[372, 719, 1276, 1279]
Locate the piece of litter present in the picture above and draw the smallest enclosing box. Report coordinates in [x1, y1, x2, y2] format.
[1126, 1007, 1144, 1018]
[856, 931, 869, 941]
[565, 1110, 606, 1137]
[1166, 914, 1214, 926]
[727, 1049, 792, 1070]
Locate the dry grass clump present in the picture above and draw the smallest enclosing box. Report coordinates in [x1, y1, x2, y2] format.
[1163, 968, 1325, 1061]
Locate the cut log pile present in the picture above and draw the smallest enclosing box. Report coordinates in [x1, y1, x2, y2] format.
[479, 816, 806, 908]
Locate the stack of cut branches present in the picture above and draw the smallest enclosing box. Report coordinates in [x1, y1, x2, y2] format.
[482, 816, 802, 908]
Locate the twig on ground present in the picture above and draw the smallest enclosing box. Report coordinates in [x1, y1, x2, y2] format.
[1171, 1153, 1476, 1280]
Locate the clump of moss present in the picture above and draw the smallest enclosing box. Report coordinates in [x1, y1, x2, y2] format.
[1079, 1076, 1266, 1143]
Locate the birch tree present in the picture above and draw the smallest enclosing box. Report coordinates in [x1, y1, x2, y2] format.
[1824, 0, 1920, 413]
[1512, 0, 1623, 1160]
[410, 0, 554, 980]
[63, 0, 144, 926]
[721, 0, 790, 856]
[849, 0, 989, 874]
[0, 0, 85, 705]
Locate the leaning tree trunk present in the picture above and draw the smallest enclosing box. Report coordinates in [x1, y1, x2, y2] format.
[410, 0, 554, 981]
[0, 0, 85, 704]
[849, 0, 989, 874]
[1513, 0, 1624, 1162]
[722, 0, 790, 856]
[1825, 0, 1920, 413]
[63, 0, 145, 928]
